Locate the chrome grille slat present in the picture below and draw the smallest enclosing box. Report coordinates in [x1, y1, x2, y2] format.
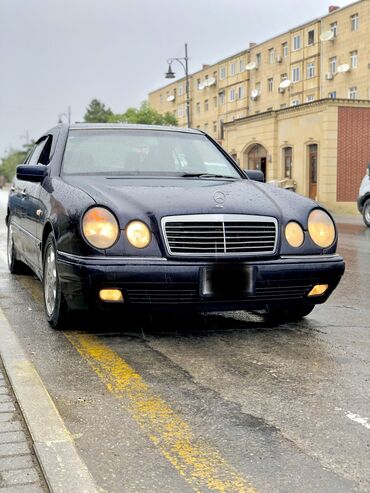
[162, 214, 278, 257]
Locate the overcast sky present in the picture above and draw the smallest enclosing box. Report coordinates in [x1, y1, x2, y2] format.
[0, 0, 352, 156]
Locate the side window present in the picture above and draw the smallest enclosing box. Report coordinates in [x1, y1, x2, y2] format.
[28, 137, 52, 165]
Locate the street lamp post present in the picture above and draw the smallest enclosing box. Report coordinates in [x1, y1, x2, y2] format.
[165, 43, 191, 128]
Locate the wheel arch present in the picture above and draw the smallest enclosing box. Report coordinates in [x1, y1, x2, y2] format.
[41, 221, 55, 258]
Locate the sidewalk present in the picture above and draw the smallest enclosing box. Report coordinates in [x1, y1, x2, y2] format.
[0, 360, 48, 492]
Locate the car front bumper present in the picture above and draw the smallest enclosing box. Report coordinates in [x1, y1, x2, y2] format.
[56, 252, 345, 311]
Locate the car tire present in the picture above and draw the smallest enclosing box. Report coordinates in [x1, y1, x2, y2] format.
[266, 303, 314, 321]
[7, 223, 26, 274]
[362, 199, 370, 227]
[43, 233, 70, 330]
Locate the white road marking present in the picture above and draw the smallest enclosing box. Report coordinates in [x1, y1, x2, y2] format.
[346, 412, 370, 430]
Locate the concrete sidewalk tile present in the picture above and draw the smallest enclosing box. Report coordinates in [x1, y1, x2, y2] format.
[0, 485, 44, 493]
[0, 442, 30, 457]
[0, 432, 26, 445]
[0, 416, 13, 424]
[0, 456, 32, 472]
[0, 389, 9, 396]
[1, 467, 39, 485]
[0, 404, 14, 414]
[0, 396, 11, 404]
[0, 423, 22, 434]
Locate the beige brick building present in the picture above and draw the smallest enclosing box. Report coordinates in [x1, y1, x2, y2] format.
[148, 0, 370, 212]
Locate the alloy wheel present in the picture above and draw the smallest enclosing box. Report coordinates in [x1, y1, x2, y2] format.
[44, 244, 57, 316]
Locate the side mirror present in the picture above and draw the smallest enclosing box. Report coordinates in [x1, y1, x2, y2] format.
[16, 165, 47, 183]
[244, 169, 265, 183]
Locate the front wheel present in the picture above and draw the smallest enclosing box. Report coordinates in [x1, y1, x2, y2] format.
[362, 199, 370, 227]
[266, 303, 314, 321]
[43, 234, 70, 329]
[7, 224, 26, 274]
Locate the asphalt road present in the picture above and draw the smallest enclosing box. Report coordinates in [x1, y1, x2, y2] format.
[0, 188, 369, 493]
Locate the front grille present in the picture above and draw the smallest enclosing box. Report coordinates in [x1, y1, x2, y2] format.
[125, 280, 312, 305]
[162, 215, 277, 256]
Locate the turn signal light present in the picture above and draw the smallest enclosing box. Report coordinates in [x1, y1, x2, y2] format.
[308, 284, 329, 297]
[99, 289, 124, 302]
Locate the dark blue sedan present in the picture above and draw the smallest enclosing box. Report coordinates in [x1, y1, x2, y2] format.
[6, 124, 344, 329]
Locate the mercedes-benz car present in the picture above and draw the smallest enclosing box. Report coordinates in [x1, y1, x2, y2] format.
[6, 124, 345, 329]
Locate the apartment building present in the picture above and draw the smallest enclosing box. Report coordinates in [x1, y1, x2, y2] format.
[148, 0, 370, 212]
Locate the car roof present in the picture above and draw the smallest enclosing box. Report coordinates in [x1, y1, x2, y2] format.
[67, 123, 203, 134]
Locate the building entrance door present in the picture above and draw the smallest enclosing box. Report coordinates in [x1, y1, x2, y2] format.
[308, 144, 318, 200]
[245, 144, 267, 177]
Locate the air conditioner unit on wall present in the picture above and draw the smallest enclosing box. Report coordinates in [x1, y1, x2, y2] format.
[325, 73, 334, 80]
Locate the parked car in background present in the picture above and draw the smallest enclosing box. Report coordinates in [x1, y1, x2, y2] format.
[6, 124, 344, 329]
[358, 164, 370, 227]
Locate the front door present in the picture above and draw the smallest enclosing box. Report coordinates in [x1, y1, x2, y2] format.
[308, 144, 318, 200]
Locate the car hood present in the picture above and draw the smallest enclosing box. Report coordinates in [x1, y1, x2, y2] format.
[64, 176, 317, 227]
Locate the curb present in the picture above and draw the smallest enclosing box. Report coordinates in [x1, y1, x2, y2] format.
[0, 306, 101, 493]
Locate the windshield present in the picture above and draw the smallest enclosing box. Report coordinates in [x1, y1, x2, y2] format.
[62, 129, 242, 178]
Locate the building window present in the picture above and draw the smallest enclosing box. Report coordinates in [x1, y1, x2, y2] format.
[219, 92, 225, 105]
[351, 13, 359, 31]
[293, 34, 301, 51]
[255, 53, 261, 67]
[307, 30, 315, 45]
[267, 78, 273, 92]
[350, 50, 358, 69]
[213, 121, 217, 133]
[238, 86, 244, 99]
[197, 79, 201, 90]
[220, 66, 226, 80]
[178, 84, 183, 96]
[268, 48, 275, 64]
[292, 66, 300, 82]
[283, 147, 293, 178]
[307, 62, 315, 79]
[329, 56, 337, 75]
[196, 102, 200, 113]
[348, 86, 357, 99]
[328, 91, 337, 99]
[282, 42, 288, 58]
[178, 106, 184, 118]
[213, 96, 217, 108]
[330, 22, 338, 37]
[255, 82, 261, 94]
[204, 99, 209, 111]
[280, 104, 287, 108]
[219, 119, 224, 139]
[281, 73, 288, 81]
[229, 88, 235, 101]
[306, 95, 315, 102]
[230, 62, 236, 75]
[239, 59, 245, 72]
[291, 99, 300, 106]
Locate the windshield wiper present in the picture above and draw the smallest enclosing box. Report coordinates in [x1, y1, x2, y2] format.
[180, 173, 239, 180]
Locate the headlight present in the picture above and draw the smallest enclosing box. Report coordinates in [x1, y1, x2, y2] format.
[308, 209, 335, 248]
[126, 220, 151, 249]
[82, 207, 119, 249]
[285, 221, 304, 247]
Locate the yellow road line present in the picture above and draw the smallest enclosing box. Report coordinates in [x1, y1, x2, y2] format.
[66, 332, 257, 493]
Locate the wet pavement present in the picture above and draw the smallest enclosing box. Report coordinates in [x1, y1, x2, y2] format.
[0, 188, 369, 493]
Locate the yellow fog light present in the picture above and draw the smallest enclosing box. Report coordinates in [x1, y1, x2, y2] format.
[308, 209, 335, 248]
[126, 220, 151, 249]
[99, 289, 123, 302]
[308, 284, 329, 297]
[285, 221, 304, 247]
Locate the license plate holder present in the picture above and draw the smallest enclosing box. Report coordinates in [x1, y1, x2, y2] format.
[200, 265, 256, 299]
